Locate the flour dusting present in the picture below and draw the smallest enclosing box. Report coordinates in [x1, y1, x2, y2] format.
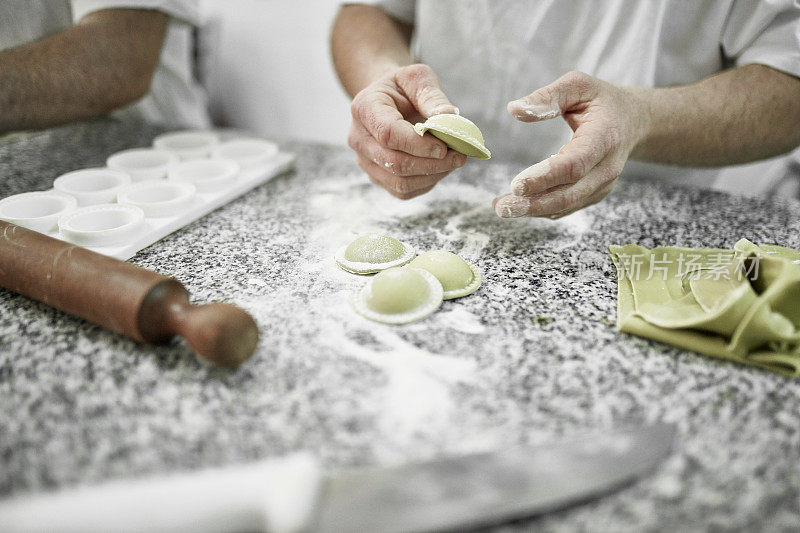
[552, 209, 594, 252]
[280, 173, 492, 446]
[320, 318, 476, 444]
[433, 307, 486, 335]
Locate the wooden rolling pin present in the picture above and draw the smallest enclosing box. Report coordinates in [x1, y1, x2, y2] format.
[0, 220, 258, 366]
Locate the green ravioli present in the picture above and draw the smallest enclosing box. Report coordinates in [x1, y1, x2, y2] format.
[408, 250, 482, 299]
[351, 267, 444, 325]
[335, 234, 415, 275]
[413, 114, 491, 159]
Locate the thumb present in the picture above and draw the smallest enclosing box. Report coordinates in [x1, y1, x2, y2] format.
[396, 64, 459, 119]
[508, 70, 597, 123]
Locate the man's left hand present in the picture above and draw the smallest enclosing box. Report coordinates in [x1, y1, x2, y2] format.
[494, 71, 649, 219]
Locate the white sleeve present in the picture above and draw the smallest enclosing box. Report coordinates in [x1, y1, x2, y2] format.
[721, 0, 800, 78]
[71, 0, 202, 26]
[340, 0, 416, 24]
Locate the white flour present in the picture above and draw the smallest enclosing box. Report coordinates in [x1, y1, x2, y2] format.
[293, 172, 496, 447]
[239, 167, 599, 452]
[431, 307, 486, 335]
[319, 313, 477, 445]
[552, 209, 594, 252]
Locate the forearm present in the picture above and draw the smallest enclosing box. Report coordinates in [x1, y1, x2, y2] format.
[631, 64, 800, 166]
[0, 9, 167, 134]
[331, 4, 414, 98]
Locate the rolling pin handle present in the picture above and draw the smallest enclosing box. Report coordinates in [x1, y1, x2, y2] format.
[138, 280, 259, 366]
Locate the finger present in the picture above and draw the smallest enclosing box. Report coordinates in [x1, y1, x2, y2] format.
[510, 128, 610, 196]
[348, 120, 467, 176]
[352, 91, 448, 158]
[357, 154, 450, 199]
[365, 171, 443, 200]
[495, 157, 623, 218]
[497, 166, 616, 218]
[507, 70, 598, 122]
[369, 181, 437, 200]
[545, 182, 615, 219]
[395, 63, 459, 118]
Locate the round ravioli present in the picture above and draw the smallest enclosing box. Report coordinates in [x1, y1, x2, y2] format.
[335, 234, 415, 274]
[408, 250, 482, 299]
[413, 114, 491, 159]
[351, 267, 443, 324]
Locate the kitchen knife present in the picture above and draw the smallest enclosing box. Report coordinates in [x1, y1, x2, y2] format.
[0, 424, 675, 533]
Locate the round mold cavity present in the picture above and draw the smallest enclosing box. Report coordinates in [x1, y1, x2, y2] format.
[58, 204, 145, 247]
[334, 234, 415, 274]
[153, 130, 220, 160]
[215, 128, 257, 142]
[211, 139, 278, 169]
[167, 159, 240, 192]
[117, 180, 196, 218]
[53, 168, 132, 206]
[0, 191, 77, 233]
[351, 267, 443, 325]
[107, 148, 179, 181]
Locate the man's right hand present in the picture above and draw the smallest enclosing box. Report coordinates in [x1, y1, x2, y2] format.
[348, 63, 467, 199]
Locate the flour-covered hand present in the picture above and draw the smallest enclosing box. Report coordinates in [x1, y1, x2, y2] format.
[494, 71, 649, 219]
[348, 64, 467, 199]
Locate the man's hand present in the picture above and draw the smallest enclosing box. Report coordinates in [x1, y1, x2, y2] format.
[348, 64, 467, 199]
[332, 6, 466, 199]
[494, 71, 648, 219]
[494, 65, 800, 219]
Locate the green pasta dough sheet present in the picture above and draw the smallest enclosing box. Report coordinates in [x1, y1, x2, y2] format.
[609, 239, 800, 376]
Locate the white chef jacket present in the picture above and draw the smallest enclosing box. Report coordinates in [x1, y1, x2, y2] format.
[355, 0, 800, 195]
[0, 0, 210, 130]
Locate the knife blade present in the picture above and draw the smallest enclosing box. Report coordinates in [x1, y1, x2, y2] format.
[312, 423, 675, 532]
[0, 424, 675, 533]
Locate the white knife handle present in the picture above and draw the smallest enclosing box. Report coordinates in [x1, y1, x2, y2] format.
[0, 453, 321, 533]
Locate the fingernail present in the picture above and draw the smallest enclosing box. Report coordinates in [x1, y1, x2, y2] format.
[495, 196, 530, 218]
[510, 179, 526, 196]
[511, 102, 561, 120]
[432, 104, 456, 116]
[453, 107, 460, 115]
[455, 154, 467, 167]
[431, 146, 446, 158]
[511, 159, 551, 195]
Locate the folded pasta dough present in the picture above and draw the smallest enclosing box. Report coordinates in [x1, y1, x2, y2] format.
[609, 239, 800, 376]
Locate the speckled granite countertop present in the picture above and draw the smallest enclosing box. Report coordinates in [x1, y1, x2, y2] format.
[1, 119, 800, 532]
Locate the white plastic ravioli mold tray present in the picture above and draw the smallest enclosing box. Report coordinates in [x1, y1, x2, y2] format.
[0, 131, 294, 260]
